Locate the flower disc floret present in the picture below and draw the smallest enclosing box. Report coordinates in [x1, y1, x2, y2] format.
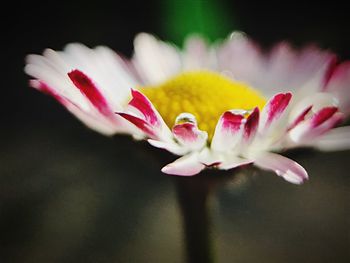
[140, 71, 266, 138]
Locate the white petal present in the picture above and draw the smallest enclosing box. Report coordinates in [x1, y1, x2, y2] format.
[313, 126, 350, 151]
[161, 153, 205, 176]
[254, 152, 308, 184]
[217, 33, 335, 97]
[132, 33, 181, 85]
[183, 35, 211, 70]
[25, 45, 143, 136]
[26, 44, 139, 110]
[62, 43, 138, 109]
[199, 147, 253, 171]
[94, 46, 139, 106]
[216, 32, 264, 88]
[261, 44, 334, 96]
[147, 139, 188, 156]
[198, 148, 224, 166]
[218, 156, 253, 170]
[65, 103, 118, 135]
[25, 58, 89, 110]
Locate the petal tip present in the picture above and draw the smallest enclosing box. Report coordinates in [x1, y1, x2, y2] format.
[161, 156, 204, 176]
[161, 165, 197, 176]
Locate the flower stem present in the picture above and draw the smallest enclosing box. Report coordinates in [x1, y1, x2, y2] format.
[175, 176, 214, 263]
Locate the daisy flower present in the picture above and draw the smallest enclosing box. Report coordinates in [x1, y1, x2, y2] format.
[24, 32, 350, 184]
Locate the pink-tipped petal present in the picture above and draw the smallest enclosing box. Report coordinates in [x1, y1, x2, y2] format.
[310, 107, 338, 127]
[117, 112, 157, 138]
[310, 112, 344, 138]
[258, 93, 292, 143]
[325, 61, 350, 88]
[325, 61, 350, 113]
[288, 105, 313, 131]
[68, 69, 113, 117]
[244, 107, 260, 141]
[211, 111, 244, 152]
[289, 107, 343, 144]
[161, 154, 205, 176]
[123, 89, 172, 140]
[327, 61, 350, 87]
[129, 89, 160, 126]
[222, 111, 245, 130]
[173, 123, 198, 141]
[172, 117, 208, 151]
[323, 56, 339, 88]
[254, 153, 308, 184]
[264, 92, 292, 127]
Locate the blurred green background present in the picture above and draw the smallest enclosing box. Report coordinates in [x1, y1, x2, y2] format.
[1, 0, 349, 262]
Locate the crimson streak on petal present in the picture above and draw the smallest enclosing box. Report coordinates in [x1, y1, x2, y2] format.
[244, 107, 259, 140]
[311, 107, 338, 127]
[288, 105, 313, 131]
[117, 112, 157, 138]
[173, 123, 198, 142]
[68, 69, 112, 117]
[266, 92, 292, 125]
[129, 89, 159, 126]
[221, 111, 244, 132]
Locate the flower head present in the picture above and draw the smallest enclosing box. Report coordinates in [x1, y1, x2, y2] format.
[25, 32, 350, 184]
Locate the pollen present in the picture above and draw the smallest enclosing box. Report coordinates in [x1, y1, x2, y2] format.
[139, 71, 266, 139]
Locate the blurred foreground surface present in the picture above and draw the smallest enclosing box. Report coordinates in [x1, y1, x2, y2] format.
[0, 120, 349, 263]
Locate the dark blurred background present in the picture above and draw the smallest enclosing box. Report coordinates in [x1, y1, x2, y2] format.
[1, 0, 349, 262]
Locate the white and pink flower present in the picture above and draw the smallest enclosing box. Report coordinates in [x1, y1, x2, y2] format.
[25, 32, 350, 184]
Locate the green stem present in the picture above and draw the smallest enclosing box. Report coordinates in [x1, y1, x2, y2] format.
[175, 176, 214, 263]
[161, 0, 234, 46]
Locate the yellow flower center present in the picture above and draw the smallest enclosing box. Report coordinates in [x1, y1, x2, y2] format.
[139, 71, 266, 139]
